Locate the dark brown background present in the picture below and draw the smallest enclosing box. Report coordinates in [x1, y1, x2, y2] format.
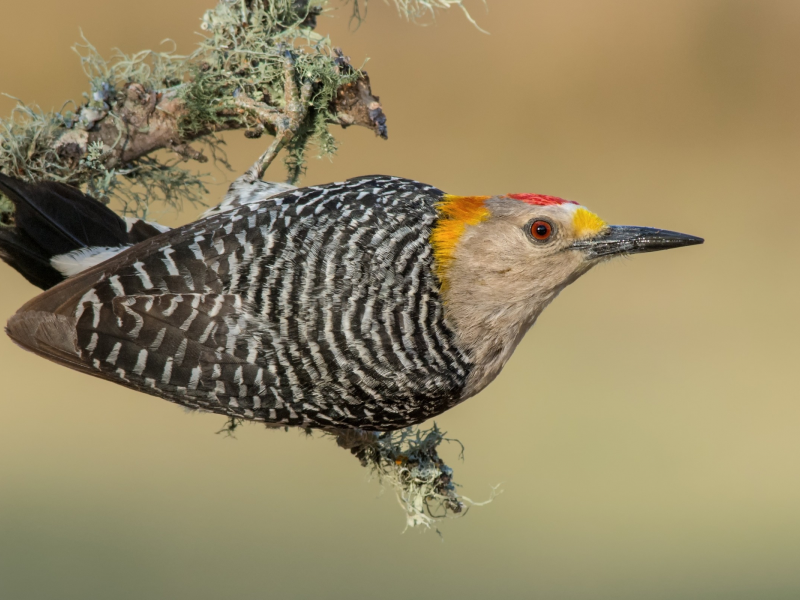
[1, 1, 799, 598]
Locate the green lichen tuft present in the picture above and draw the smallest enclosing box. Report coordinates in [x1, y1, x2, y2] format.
[335, 423, 499, 530]
[0, 102, 75, 185]
[178, 66, 231, 138]
[186, 0, 359, 179]
[350, 0, 487, 30]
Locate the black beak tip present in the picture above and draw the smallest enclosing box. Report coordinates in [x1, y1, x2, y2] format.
[575, 226, 705, 258]
[629, 228, 706, 253]
[673, 232, 704, 248]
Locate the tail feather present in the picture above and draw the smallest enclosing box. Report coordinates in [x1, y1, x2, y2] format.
[0, 174, 128, 253]
[0, 174, 163, 290]
[0, 173, 291, 291]
[0, 228, 63, 289]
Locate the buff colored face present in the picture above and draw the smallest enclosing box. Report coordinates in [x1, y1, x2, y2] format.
[434, 192, 701, 305]
[434, 194, 608, 302]
[431, 190, 703, 359]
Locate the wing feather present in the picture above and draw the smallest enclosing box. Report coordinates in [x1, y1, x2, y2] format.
[7, 213, 266, 417]
[7, 176, 471, 430]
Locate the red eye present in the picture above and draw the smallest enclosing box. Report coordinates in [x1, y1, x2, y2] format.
[530, 220, 553, 241]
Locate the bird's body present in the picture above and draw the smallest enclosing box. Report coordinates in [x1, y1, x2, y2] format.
[1, 174, 703, 431]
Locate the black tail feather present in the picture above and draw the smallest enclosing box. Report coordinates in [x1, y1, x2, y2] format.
[0, 228, 64, 289]
[0, 174, 129, 253]
[0, 174, 131, 290]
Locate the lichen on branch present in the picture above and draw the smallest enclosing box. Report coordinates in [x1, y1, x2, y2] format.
[0, 0, 387, 217]
[334, 424, 474, 529]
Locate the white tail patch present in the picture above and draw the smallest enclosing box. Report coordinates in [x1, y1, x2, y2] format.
[51, 246, 131, 277]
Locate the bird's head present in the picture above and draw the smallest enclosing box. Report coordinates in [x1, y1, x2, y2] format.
[433, 192, 703, 301]
[432, 192, 703, 389]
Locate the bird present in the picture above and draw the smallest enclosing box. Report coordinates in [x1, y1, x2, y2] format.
[0, 173, 703, 431]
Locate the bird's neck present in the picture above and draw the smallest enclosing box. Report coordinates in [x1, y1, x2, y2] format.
[445, 286, 563, 400]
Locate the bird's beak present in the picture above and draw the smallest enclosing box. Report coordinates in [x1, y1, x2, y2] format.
[572, 225, 704, 259]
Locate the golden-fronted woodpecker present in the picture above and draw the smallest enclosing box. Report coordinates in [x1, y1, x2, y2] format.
[0, 174, 703, 431]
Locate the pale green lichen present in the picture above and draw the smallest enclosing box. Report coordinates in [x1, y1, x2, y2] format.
[350, 0, 487, 31]
[0, 102, 73, 184]
[75, 37, 189, 99]
[0, 0, 355, 217]
[0, 42, 207, 216]
[335, 423, 499, 530]
[183, 0, 359, 182]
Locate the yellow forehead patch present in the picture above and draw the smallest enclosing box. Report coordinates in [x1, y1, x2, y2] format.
[572, 207, 607, 238]
[431, 194, 491, 291]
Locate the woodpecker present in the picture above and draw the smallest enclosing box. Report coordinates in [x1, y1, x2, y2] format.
[0, 173, 703, 431]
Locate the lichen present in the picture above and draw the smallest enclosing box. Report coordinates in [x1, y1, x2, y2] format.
[0, 0, 355, 217]
[350, 0, 487, 31]
[334, 423, 499, 530]
[0, 102, 74, 185]
[183, 0, 359, 171]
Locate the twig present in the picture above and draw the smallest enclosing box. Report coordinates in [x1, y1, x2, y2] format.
[241, 54, 315, 182]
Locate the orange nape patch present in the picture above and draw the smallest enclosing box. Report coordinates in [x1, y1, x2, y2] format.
[572, 207, 607, 238]
[431, 194, 491, 290]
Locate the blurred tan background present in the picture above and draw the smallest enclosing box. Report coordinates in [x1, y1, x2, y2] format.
[1, 1, 799, 598]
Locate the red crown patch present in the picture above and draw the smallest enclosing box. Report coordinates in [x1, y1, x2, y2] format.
[508, 193, 578, 206]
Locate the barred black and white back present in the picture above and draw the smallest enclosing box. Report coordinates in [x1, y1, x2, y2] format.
[7, 176, 473, 431]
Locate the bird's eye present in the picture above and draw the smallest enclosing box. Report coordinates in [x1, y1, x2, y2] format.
[528, 219, 554, 242]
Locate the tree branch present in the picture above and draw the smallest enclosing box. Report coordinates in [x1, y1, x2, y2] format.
[1, 0, 388, 215]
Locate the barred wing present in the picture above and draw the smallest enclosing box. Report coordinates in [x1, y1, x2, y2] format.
[7, 176, 472, 431]
[7, 214, 270, 419]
